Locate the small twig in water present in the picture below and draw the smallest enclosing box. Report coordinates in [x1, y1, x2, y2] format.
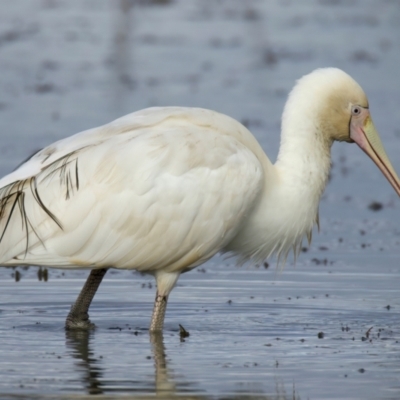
[179, 324, 190, 339]
[365, 326, 373, 339]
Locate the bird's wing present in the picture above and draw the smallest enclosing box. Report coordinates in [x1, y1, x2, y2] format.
[0, 107, 183, 189]
[0, 108, 266, 271]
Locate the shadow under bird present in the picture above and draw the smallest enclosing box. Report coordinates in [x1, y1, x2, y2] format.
[0, 68, 399, 332]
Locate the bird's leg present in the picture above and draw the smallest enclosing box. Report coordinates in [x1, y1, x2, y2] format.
[149, 271, 180, 332]
[66, 268, 108, 330]
[150, 292, 169, 332]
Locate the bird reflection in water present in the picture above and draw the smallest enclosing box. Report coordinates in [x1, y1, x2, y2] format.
[150, 332, 177, 396]
[65, 330, 177, 396]
[65, 330, 104, 395]
[65, 330, 301, 399]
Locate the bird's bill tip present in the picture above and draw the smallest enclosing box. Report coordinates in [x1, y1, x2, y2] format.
[350, 114, 400, 197]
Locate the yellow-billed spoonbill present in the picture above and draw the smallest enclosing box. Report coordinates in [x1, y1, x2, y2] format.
[0, 68, 399, 331]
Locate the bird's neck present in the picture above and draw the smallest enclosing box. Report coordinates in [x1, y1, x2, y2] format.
[225, 106, 334, 265]
[275, 107, 333, 199]
[272, 104, 333, 244]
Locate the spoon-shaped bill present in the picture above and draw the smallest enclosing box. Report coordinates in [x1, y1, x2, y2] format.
[350, 111, 400, 196]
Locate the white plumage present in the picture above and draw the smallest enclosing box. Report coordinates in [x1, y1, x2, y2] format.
[0, 108, 266, 269]
[0, 68, 399, 331]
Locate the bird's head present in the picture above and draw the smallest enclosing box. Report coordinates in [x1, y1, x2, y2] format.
[294, 68, 400, 196]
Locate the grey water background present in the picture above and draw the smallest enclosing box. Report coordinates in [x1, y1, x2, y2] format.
[0, 0, 399, 398]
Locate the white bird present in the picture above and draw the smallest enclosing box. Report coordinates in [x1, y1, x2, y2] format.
[0, 68, 399, 332]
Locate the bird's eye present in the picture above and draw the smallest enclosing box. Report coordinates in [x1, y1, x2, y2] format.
[352, 106, 361, 116]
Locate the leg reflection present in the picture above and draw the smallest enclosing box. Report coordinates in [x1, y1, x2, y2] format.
[65, 329, 104, 395]
[150, 331, 177, 396]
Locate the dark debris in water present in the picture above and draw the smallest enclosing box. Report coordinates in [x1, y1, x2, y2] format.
[368, 201, 383, 211]
[108, 326, 122, 331]
[341, 326, 350, 332]
[38, 267, 48, 282]
[311, 258, 329, 266]
[12, 270, 21, 282]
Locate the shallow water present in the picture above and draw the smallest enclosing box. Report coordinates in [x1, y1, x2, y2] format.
[0, 0, 399, 399]
[1, 257, 400, 399]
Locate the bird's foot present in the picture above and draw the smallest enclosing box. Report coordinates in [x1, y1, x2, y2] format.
[65, 310, 96, 330]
